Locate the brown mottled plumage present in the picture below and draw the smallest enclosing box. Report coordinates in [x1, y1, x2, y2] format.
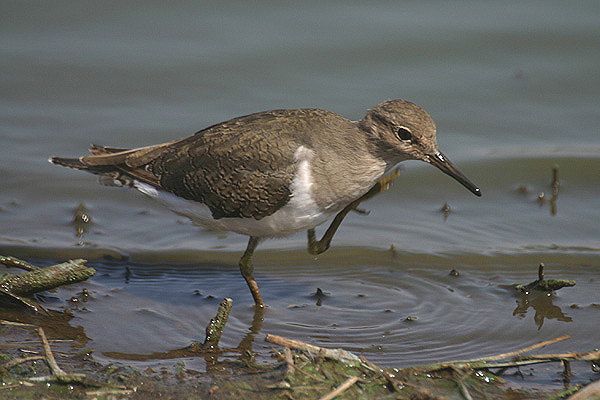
[51, 100, 481, 306]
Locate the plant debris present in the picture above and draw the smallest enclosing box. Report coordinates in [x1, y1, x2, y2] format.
[515, 263, 576, 293]
[0, 257, 95, 314]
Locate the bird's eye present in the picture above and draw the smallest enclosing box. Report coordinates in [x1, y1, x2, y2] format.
[396, 127, 412, 141]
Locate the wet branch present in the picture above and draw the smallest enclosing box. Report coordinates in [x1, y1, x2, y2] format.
[0, 258, 95, 296]
[473, 334, 570, 362]
[202, 297, 233, 350]
[266, 334, 360, 362]
[26, 327, 87, 384]
[1, 356, 44, 372]
[187, 297, 233, 352]
[514, 263, 575, 292]
[0, 257, 95, 314]
[267, 333, 599, 399]
[418, 335, 599, 373]
[318, 375, 359, 400]
[0, 256, 40, 272]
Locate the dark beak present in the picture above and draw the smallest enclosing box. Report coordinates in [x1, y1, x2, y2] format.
[425, 152, 481, 197]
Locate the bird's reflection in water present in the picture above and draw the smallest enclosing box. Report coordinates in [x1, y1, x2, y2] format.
[513, 290, 572, 329]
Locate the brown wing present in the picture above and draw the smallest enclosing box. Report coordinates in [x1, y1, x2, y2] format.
[50, 109, 344, 220]
[146, 110, 312, 219]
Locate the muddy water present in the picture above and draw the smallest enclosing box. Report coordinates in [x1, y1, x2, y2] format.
[2, 0, 599, 389]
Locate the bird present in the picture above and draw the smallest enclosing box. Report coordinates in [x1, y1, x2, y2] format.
[50, 99, 481, 307]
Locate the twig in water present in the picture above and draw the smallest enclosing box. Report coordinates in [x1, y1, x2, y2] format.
[30, 327, 87, 383]
[317, 375, 359, 400]
[271, 344, 325, 383]
[203, 298, 232, 350]
[473, 350, 600, 370]
[424, 335, 570, 370]
[418, 335, 594, 373]
[282, 346, 294, 376]
[38, 327, 65, 377]
[0, 258, 95, 314]
[265, 334, 360, 362]
[0, 256, 40, 271]
[0, 259, 95, 296]
[514, 263, 575, 292]
[457, 379, 473, 400]
[1, 356, 44, 371]
[0, 320, 35, 327]
[86, 389, 135, 396]
[187, 298, 233, 352]
[471, 334, 570, 362]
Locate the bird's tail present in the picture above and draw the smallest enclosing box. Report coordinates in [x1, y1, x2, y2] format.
[48, 156, 90, 170]
[49, 144, 131, 169]
[49, 144, 166, 187]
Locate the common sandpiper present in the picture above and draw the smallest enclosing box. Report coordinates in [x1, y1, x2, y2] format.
[50, 100, 481, 307]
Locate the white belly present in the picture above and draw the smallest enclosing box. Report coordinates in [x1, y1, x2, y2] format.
[131, 145, 383, 238]
[134, 181, 336, 237]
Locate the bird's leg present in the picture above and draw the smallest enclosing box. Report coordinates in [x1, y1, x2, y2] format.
[239, 236, 264, 307]
[307, 208, 352, 255]
[307, 169, 400, 255]
[356, 168, 401, 203]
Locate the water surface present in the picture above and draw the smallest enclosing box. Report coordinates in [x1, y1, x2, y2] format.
[2, 0, 599, 389]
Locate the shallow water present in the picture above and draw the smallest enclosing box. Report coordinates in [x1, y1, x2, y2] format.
[2, 0, 599, 389]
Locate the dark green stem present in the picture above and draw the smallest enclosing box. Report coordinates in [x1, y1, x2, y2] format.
[0, 258, 95, 296]
[203, 298, 233, 350]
